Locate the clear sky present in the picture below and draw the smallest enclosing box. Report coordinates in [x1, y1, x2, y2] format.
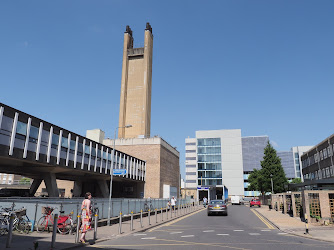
[1, 1, 333, 178]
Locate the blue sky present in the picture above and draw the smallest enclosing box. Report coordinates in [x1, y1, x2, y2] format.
[1, 1, 333, 178]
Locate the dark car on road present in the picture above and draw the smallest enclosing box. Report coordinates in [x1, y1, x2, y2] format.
[207, 200, 228, 216]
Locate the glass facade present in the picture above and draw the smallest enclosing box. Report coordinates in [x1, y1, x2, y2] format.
[197, 138, 222, 186]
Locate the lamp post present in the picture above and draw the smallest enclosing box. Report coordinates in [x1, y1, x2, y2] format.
[270, 174, 274, 194]
[107, 124, 132, 226]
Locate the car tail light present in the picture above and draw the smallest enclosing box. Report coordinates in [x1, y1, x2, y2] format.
[222, 205, 226, 208]
[208, 205, 213, 208]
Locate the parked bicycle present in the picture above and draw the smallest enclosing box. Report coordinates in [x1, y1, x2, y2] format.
[36, 207, 74, 234]
[14, 208, 32, 234]
[144, 201, 154, 212]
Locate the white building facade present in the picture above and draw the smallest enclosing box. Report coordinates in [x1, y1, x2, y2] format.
[185, 129, 244, 201]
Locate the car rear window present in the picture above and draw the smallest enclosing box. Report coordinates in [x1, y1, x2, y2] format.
[210, 201, 225, 205]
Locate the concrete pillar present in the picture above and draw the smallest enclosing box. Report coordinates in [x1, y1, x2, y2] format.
[291, 192, 297, 217]
[73, 181, 82, 197]
[97, 180, 109, 198]
[43, 173, 59, 197]
[29, 179, 42, 196]
[319, 191, 331, 222]
[302, 190, 309, 220]
[283, 194, 287, 214]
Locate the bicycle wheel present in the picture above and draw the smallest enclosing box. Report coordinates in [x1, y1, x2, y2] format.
[0, 219, 8, 236]
[36, 216, 49, 233]
[57, 217, 73, 234]
[16, 218, 30, 234]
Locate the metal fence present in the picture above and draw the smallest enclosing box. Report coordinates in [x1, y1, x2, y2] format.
[0, 197, 189, 229]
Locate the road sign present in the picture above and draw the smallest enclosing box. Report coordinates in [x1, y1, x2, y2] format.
[113, 169, 127, 175]
[197, 187, 209, 190]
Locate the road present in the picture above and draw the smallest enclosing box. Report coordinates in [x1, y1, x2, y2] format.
[80, 205, 334, 249]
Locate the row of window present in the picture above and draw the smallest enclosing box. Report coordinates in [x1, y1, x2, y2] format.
[0, 111, 145, 176]
[302, 145, 334, 167]
[197, 138, 221, 147]
[198, 170, 222, 178]
[304, 166, 334, 180]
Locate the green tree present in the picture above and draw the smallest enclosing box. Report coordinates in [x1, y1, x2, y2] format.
[247, 142, 288, 194]
[291, 178, 302, 184]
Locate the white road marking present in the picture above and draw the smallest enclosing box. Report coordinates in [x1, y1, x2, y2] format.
[233, 230, 244, 231]
[141, 237, 156, 239]
[261, 230, 271, 231]
[181, 235, 195, 238]
[170, 232, 183, 234]
[133, 234, 147, 236]
[217, 233, 230, 236]
[278, 233, 288, 235]
[203, 230, 215, 232]
[249, 233, 261, 235]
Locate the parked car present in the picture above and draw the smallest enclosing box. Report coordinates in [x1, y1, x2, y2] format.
[250, 199, 261, 207]
[207, 200, 228, 216]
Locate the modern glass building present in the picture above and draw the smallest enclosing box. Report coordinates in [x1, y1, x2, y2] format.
[185, 130, 312, 200]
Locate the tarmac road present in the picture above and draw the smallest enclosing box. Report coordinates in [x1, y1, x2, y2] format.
[80, 205, 334, 250]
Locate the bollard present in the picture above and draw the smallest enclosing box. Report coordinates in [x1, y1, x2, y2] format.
[6, 213, 15, 248]
[75, 215, 81, 243]
[130, 211, 134, 231]
[170, 205, 173, 218]
[148, 210, 151, 225]
[155, 209, 157, 223]
[140, 210, 143, 228]
[161, 207, 163, 221]
[166, 206, 168, 220]
[304, 213, 309, 234]
[119, 212, 122, 234]
[94, 213, 98, 240]
[51, 213, 58, 249]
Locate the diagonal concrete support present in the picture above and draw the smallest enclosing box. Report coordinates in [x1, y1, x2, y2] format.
[97, 180, 109, 198]
[73, 181, 82, 197]
[29, 179, 42, 196]
[43, 173, 59, 197]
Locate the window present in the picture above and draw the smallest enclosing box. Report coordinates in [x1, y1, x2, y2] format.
[186, 165, 196, 168]
[186, 142, 196, 146]
[186, 150, 196, 153]
[52, 134, 59, 149]
[29, 126, 39, 143]
[320, 150, 323, 160]
[322, 169, 326, 178]
[186, 157, 196, 160]
[16, 121, 27, 136]
[326, 167, 330, 178]
[330, 166, 334, 176]
[328, 146, 332, 156]
[323, 149, 328, 159]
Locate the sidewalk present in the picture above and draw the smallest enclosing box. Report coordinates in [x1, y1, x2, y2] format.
[0, 205, 203, 249]
[254, 205, 334, 243]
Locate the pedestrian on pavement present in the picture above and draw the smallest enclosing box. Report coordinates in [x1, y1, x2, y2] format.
[80, 192, 92, 243]
[171, 196, 177, 211]
[203, 197, 208, 208]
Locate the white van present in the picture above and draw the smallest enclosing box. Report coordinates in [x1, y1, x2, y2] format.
[231, 195, 241, 205]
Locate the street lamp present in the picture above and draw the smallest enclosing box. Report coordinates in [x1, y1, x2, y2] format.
[270, 174, 274, 194]
[107, 124, 132, 226]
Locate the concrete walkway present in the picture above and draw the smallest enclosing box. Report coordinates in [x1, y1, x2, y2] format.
[0, 205, 203, 249]
[254, 205, 334, 243]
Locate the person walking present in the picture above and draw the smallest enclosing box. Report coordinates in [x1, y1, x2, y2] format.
[80, 192, 92, 243]
[203, 197, 208, 208]
[171, 196, 177, 212]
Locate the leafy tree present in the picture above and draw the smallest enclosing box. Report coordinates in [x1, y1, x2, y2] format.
[291, 178, 302, 184]
[247, 142, 288, 194]
[19, 177, 31, 185]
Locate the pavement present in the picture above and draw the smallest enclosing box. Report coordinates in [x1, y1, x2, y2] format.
[0, 205, 202, 250]
[254, 205, 334, 243]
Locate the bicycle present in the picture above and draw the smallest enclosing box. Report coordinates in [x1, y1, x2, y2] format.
[57, 210, 74, 234]
[36, 207, 74, 234]
[144, 201, 154, 212]
[14, 208, 32, 234]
